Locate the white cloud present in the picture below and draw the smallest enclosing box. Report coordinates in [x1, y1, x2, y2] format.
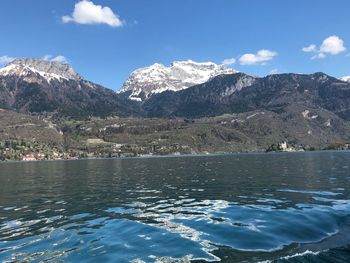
[222, 58, 236, 66]
[303, 35, 346, 59]
[269, 68, 279, 74]
[311, 53, 326, 60]
[42, 54, 69, 64]
[62, 0, 123, 27]
[42, 54, 52, 61]
[302, 44, 317, 53]
[0, 55, 16, 65]
[239, 49, 277, 65]
[1, 55, 69, 67]
[52, 55, 68, 64]
[320, 35, 346, 55]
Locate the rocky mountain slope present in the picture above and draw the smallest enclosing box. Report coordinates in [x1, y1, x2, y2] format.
[61, 106, 350, 154]
[0, 58, 138, 117]
[0, 108, 63, 144]
[119, 60, 238, 101]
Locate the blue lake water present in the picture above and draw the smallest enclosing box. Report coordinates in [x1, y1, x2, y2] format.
[0, 151, 350, 262]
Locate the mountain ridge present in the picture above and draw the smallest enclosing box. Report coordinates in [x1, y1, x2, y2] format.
[142, 71, 350, 120]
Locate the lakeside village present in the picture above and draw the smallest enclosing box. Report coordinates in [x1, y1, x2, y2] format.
[0, 139, 192, 161]
[0, 139, 349, 162]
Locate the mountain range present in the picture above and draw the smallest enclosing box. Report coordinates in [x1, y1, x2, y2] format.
[0, 58, 349, 152]
[2, 58, 348, 120]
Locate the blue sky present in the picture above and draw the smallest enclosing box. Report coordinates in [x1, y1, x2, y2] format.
[0, 0, 349, 90]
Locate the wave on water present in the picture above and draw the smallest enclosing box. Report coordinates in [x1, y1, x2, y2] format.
[258, 245, 350, 263]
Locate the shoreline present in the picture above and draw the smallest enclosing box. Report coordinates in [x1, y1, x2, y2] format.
[0, 149, 349, 164]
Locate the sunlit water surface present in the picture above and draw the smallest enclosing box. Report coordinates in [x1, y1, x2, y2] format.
[1, 151, 350, 262]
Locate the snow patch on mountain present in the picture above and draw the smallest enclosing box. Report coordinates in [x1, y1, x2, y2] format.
[341, 76, 350, 82]
[120, 60, 239, 101]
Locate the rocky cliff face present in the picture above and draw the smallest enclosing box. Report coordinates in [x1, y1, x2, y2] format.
[119, 60, 238, 101]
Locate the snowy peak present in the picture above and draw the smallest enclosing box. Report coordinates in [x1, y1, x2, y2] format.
[341, 76, 350, 82]
[120, 60, 238, 101]
[0, 58, 80, 82]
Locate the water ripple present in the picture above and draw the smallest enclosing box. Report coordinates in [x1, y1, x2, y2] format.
[0, 152, 350, 262]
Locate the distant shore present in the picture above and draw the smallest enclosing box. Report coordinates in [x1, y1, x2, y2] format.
[1, 137, 349, 163]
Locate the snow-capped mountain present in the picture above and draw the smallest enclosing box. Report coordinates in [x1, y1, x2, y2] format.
[0, 58, 138, 117]
[119, 60, 238, 101]
[341, 76, 350, 82]
[0, 58, 80, 82]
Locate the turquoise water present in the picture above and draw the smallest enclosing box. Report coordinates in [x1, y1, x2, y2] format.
[0, 152, 350, 262]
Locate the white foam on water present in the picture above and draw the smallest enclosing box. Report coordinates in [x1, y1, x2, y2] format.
[257, 250, 322, 263]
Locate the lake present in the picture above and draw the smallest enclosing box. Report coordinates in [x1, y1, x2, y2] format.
[0, 152, 350, 262]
